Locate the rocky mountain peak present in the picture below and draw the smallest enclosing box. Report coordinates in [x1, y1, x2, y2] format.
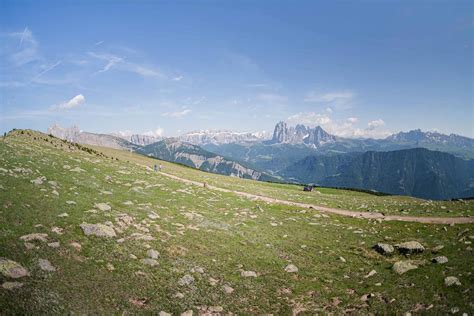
[271, 121, 336, 147]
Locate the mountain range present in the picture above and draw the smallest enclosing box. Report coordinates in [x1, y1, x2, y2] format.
[47, 122, 474, 200]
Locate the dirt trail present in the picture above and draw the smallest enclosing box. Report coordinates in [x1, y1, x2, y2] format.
[158, 171, 474, 225]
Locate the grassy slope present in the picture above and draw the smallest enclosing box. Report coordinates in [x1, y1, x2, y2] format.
[97, 144, 474, 218]
[0, 130, 472, 314]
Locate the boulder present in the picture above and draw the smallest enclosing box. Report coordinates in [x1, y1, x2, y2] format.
[395, 241, 425, 254]
[373, 243, 394, 255]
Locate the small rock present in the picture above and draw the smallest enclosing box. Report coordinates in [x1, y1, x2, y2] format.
[159, 312, 172, 316]
[0, 259, 29, 278]
[208, 306, 223, 313]
[432, 256, 448, 264]
[51, 227, 64, 235]
[57, 213, 69, 217]
[2, 281, 23, 290]
[181, 310, 193, 316]
[339, 256, 346, 263]
[106, 263, 115, 271]
[38, 259, 56, 272]
[241, 270, 257, 277]
[395, 241, 425, 254]
[392, 261, 418, 275]
[20, 233, 48, 242]
[208, 277, 218, 286]
[431, 245, 444, 253]
[444, 276, 461, 287]
[178, 274, 195, 286]
[140, 259, 158, 267]
[48, 242, 60, 248]
[70, 242, 82, 251]
[373, 243, 394, 255]
[364, 270, 377, 278]
[192, 266, 204, 274]
[223, 285, 234, 294]
[147, 249, 159, 259]
[95, 203, 111, 212]
[174, 292, 185, 299]
[66, 200, 76, 205]
[284, 264, 298, 273]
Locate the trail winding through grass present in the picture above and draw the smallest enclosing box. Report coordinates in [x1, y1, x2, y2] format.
[158, 171, 474, 225]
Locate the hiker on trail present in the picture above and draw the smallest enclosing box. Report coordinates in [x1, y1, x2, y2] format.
[159, 164, 162, 172]
[154, 164, 158, 172]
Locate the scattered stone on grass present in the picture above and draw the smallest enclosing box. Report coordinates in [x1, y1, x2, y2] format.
[223, 285, 234, 294]
[2, 281, 23, 290]
[140, 259, 158, 267]
[284, 264, 299, 273]
[392, 261, 418, 275]
[432, 256, 448, 264]
[20, 233, 48, 242]
[95, 203, 111, 212]
[38, 259, 56, 272]
[241, 270, 257, 278]
[0, 258, 29, 278]
[178, 274, 195, 286]
[444, 276, 461, 287]
[80, 223, 116, 238]
[147, 249, 159, 259]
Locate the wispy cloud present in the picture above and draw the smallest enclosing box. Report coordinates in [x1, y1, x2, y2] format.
[88, 52, 124, 74]
[33, 60, 62, 80]
[88, 51, 163, 78]
[161, 109, 192, 118]
[53, 94, 86, 110]
[5, 27, 39, 66]
[256, 93, 288, 103]
[304, 90, 355, 110]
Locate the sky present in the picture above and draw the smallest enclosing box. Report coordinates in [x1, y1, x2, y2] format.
[1, 0, 473, 138]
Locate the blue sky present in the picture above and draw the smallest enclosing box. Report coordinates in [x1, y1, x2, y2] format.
[1, 0, 473, 138]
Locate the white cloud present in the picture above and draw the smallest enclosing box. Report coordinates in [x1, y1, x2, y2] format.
[161, 109, 192, 118]
[143, 128, 164, 137]
[287, 112, 332, 126]
[304, 90, 355, 103]
[172, 75, 183, 81]
[367, 119, 385, 129]
[347, 117, 358, 123]
[256, 93, 288, 103]
[57, 94, 85, 110]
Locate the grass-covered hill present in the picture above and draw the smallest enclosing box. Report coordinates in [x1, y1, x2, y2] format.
[0, 130, 473, 314]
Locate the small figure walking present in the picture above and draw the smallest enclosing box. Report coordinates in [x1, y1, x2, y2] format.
[159, 164, 162, 172]
[154, 164, 158, 172]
